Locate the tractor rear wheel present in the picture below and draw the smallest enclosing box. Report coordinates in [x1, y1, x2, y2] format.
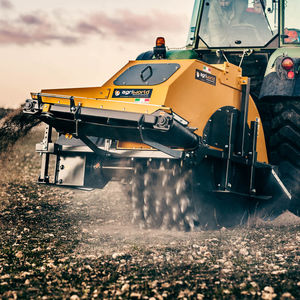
[268, 100, 300, 215]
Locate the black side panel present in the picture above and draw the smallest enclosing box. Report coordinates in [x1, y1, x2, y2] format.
[202, 106, 249, 153]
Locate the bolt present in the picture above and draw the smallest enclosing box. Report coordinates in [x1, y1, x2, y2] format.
[157, 115, 169, 127]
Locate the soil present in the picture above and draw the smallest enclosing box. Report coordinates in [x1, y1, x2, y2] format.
[0, 107, 40, 154]
[0, 124, 299, 299]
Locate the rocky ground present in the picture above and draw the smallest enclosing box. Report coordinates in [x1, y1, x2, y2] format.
[0, 125, 299, 299]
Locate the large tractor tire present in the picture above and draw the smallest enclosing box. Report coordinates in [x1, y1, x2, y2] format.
[268, 100, 300, 215]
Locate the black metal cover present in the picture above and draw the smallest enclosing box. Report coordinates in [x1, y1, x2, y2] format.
[113, 63, 180, 86]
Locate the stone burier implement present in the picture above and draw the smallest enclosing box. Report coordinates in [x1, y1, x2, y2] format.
[24, 0, 299, 229]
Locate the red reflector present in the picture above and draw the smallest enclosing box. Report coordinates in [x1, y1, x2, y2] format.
[287, 71, 295, 79]
[282, 58, 294, 71]
[156, 37, 165, 47]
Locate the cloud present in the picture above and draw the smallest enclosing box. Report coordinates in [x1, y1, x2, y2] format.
[0, 9, 186, 46]
[0, 14, 79, 46]
[0, 11, 79, 45]
[80, 10, 186, 42]
[76, 22, 102, 35]
[20, 14, 44, 25]
[0, 0, 13, 9]
[0, 27, 78, 46]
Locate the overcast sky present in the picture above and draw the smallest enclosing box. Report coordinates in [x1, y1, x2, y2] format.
[0, 0, 194, 108]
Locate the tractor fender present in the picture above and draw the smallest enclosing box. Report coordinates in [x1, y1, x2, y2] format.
[259, 48, 300, 99]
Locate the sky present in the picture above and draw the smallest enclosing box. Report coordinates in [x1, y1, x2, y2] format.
[0, 0, 195, 108]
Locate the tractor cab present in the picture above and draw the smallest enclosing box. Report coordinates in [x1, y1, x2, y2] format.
[188, 0, 300, 50]
[184, 0, 300, 99]
[190, 0, 276, 48]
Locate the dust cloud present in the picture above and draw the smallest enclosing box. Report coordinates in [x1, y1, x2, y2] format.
[67, 180, 300, 258]
[0, 106, 40, 153]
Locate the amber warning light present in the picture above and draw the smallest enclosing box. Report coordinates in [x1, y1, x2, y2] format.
[154, 37, 166, 59]
[156, 37, 165, 47]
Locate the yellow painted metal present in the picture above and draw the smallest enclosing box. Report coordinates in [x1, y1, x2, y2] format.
[41, 86, 111, 99]
[37, 94, 165, 115]
[218, 62, 243, 89]
[117, 141, 153, 149]
[35, 59, 268, 163]
[42, 104, 50, 112]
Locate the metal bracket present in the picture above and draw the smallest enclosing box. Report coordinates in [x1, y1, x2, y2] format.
[138, 115, 183, 159]
[33, 93, 43, 112]
[249, 120, 258, 194]
[38, 125, 52, 184]
[219, 111, 238, 191]
[237, 77, 251, 156]
[70, 96, 75, 112]
[79, 134, 112, 158]
[71, 100, 82, 138]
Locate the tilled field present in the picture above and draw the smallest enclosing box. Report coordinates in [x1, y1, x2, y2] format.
[0, 127, 300, 299]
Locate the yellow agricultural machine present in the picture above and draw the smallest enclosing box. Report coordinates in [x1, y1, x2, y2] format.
[24, 0, 298, 230]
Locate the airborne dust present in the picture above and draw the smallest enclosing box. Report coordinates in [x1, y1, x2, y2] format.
[0, 108, 299, 299]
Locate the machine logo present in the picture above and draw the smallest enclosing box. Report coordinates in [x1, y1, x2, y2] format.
[112, 89, 153, 98]
[195, 69, 216, 86]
